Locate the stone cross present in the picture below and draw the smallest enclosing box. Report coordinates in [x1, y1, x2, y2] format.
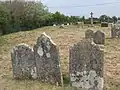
[33, 32, 62, 85]
[90, 12, 93, 26]
[69, 39, 104, 90]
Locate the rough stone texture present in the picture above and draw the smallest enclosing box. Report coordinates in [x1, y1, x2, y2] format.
[93, 31, 105, 45]
[34, 32, 62, 85]
[11, 43, 37, 79]
[111, 25, 120, 38]
[69, 39, 104, 90]
[85, 29, 94, 39]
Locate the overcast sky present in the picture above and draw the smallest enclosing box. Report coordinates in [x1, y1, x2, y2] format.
[41, 0, 120, 18]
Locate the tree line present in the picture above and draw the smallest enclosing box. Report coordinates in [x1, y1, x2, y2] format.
[0, 0, 119, 35]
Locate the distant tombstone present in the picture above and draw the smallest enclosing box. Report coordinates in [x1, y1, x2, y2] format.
[34, 32, 62, 85]
[93, 30, 105, 44]
[111, 25, 116, 38]
[85, 29, 94, 39]
[59, 24, 64, 28]
[69, 39, 104, 90]
[116, 30, 120, 38]
[11, 43, 37, 79]
[101, 22, 108, 27]
[53, 24, 56, 27]
[77, 22, 84, 28]
[111, 25, 120, 38]
[67, 23, 69, 26]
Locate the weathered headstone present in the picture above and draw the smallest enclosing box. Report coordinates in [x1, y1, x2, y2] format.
[34, 32, 62, 85]
[111, 25, 120, 38]
[85, 29, 94, 39]
[93, 30, 105, 44]
[69, 39, 104, 90]
[11, 43, 37, 79]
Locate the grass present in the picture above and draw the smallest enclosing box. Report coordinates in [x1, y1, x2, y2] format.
[0, 25, 120, 90]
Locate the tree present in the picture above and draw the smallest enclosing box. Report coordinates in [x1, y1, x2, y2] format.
[0, 4, 11, 34]
[99, 15, 109, 22]
[82, 16, 85, 22]
[112, 16, 118, 24]
[118, 17, 120, 20]
[0, 0, 49, 34]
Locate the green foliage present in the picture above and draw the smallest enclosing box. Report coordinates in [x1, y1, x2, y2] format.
[0, 0, 49, 34]
[112, 16, 118, 24]
[0, 0, 119, 35]
[99, 15, 109, 22]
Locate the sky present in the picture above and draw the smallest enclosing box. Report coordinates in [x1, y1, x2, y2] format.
[41, 0, 120, 18]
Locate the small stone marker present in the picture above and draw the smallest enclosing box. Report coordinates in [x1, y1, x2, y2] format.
[69, 39, 104, 90]
[34, 32, 62, 85]
[93, 30, 105, 44]
[85, 29, 94, 39]
[59, 24, 64, 28]
[67, 23, 69, 26]
[53, 24, 56, 26]
[11, 43, 37, 79]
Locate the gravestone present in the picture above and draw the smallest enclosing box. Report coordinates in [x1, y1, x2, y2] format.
[69, 39, 104, 90]
[67, 23, 69, 26]
[59, 24, 64, 28]
[34, 32, 62, 85]
[53, 24, 56, 27]
[11, 43, 37, 79]
[85, 29, 94, 39]
[111, 25, 120, 38]
[111, 25, 116, 38]
[93, 30, 105, 44]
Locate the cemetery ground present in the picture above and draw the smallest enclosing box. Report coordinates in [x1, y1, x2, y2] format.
[0, 25, 120, 90]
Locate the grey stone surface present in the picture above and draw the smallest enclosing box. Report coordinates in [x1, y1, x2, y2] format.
[111, 25, 120, 38]
[85, 29, 94, 39]
[34, 32, 62, 85]
[11, 43, 37, 79]
[69, 39, 104, 90]
[93, 31, 105, 45]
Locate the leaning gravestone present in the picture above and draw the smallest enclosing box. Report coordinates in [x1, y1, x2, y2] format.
[11, 43, 37, 79]
[69, 39, 104, 90]
[93, 30, 105, 44]
[85, 29, 94, 39]
[34, 32, 62, 85]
